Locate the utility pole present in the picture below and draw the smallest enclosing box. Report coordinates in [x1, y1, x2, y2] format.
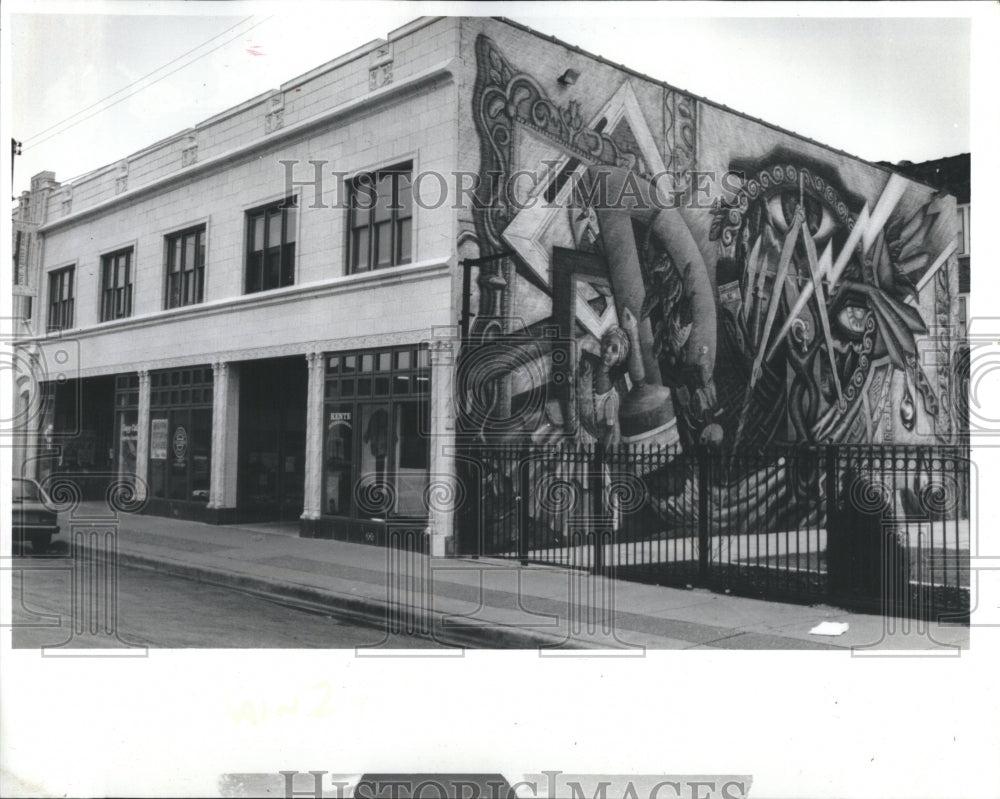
[11, 138, 23, 190]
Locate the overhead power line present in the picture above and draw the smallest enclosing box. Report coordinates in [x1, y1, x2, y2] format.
[23, 16, 256, 144]
[23, 15, 273, 150]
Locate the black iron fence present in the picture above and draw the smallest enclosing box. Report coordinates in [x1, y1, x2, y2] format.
[826, 445, 970, 620]
[457, 443, 970, 622]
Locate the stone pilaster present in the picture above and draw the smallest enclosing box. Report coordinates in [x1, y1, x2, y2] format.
[135, 370, 150, 501]
[301, 352, 325, 523]
[427, 336, 457, 556]
[208, 360, 240, 510]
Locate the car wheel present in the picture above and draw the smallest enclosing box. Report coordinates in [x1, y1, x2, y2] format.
[30, 534, 52, 555]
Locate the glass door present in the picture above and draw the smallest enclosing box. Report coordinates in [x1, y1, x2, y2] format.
[356, 402, 393, 519]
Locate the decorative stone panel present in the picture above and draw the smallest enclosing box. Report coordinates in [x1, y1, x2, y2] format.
[369, 40, 393, 91]
[181, 135, 198, 167]
[265, 91, 285, 134]
[115, 159, 129, 194]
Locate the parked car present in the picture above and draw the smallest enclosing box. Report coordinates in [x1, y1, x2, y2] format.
[12, 477, 60, 555]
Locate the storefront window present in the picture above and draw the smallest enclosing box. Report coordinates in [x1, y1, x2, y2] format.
[149, 367, 213, 503]
[190, 408, 212, 501]
[324, 404, 354, 516]
[393, 401, 429, 516]
[358, 403, 392, 518]
[116, 411, 138, 480]
[149, 417, 169, 499]
[323, 345, 429, 520]
[114, 373, 140, 483]
[168, 413, 190, 500]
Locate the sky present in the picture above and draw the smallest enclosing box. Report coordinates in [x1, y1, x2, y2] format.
[6, 2, 976, 196]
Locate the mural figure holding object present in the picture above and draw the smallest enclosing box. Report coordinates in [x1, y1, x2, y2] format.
[577, 164, 718, 451]
[577, 324, 629, 452]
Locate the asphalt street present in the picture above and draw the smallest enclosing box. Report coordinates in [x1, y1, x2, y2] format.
[10, 551, 450, 649]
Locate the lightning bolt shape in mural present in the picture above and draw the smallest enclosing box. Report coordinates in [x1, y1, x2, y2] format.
[765, 173, 909, 364]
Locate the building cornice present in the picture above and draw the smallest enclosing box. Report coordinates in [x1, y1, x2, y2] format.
[38, 58, 457, 234]
[20, 258, 450, 346]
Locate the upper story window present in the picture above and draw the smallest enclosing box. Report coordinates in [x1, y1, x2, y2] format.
[348, 163, 412, 273]
[166, 225, 206, 309]
[246, 197, 297, 293]
[101, 247, 134, 322]
[47, 266, 75, 332]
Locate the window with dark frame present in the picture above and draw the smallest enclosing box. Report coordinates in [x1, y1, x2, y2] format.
[114, 374, 140, 483]
[100, 247, 134, 322]
[166, 225, 206, 308]
[245, 197, 297, 293]
[148, 367, 213, 504]
[47, 266, 75, 332]
[348, 163, 412, 273]
[323, 344, 429, 519]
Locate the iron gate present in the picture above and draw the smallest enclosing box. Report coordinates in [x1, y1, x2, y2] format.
[458, 443, 970, 621]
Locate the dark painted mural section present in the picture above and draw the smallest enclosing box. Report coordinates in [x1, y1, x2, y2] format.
[461, 33, 962, 546]
[710, 153, 955, 449]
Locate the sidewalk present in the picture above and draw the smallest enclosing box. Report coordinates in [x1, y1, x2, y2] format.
[51, 503, 969, 651]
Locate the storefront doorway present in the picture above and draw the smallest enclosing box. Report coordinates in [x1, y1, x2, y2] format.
[147, 366, 214, 515]
[39, 375, 116, 499]
[237, 357, 307, 521]
[317, 345, 431, 542]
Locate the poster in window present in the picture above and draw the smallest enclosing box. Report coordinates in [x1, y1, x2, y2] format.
[150, 418, 169, 460]
[118, 413, 138, 478]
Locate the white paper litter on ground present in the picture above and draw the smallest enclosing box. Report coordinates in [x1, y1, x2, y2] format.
[809, 621, 850, 636]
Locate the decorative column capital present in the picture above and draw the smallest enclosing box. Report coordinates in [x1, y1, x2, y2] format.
[138, 368, 150, 385]
[211, 360, 229, 379]
[428, 337, 456, 366]
[306, 352, 326, 383]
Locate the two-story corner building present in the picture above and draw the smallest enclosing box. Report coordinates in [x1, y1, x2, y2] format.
[16, 17, 462, 553]
[14, 16, 964, 560]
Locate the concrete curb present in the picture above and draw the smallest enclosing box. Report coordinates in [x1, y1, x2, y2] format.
[86, 544, 583, 650]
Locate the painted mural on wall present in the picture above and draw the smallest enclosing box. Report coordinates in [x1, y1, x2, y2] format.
[710, 155, 959, 449]
[463, 33, 961, 545]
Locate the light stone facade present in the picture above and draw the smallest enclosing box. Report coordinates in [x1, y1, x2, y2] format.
[15, 17, 463, 546]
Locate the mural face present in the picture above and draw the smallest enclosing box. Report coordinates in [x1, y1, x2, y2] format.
[463, 33, 961, 543]
[711, 159, 958, 449]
